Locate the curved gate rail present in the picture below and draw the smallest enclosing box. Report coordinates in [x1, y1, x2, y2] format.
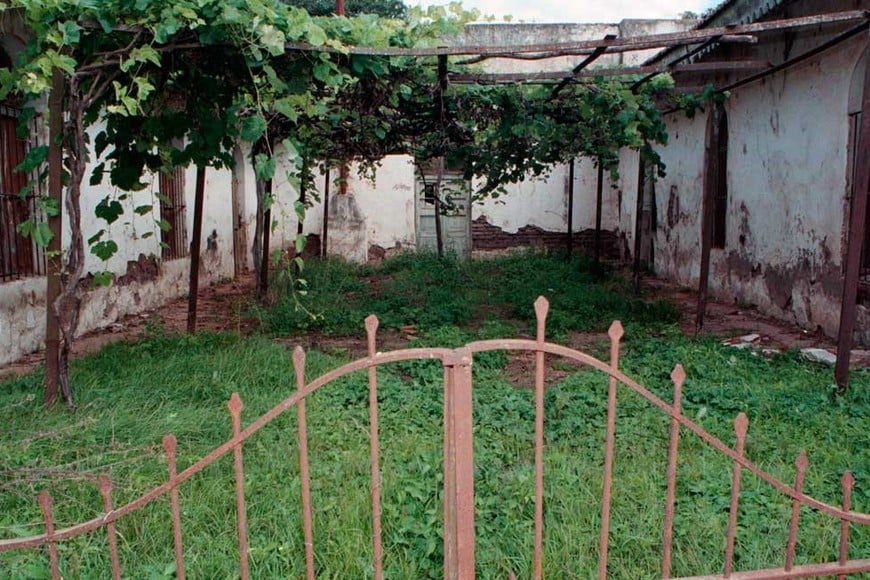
[1, 296, 869, 579]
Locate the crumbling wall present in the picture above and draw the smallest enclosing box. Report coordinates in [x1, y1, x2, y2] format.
[642, 29, 866, 342]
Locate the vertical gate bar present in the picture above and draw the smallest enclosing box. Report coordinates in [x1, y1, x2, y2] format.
[724, 413, 749, 578]
[661, 365, 686, 579]
[451, 350, 477, 579]
[533, 297, 549, 580]
[365, 315, 385, 580]
[443, 362, 458, 579]
[163, 435, 186, 580]
[37, 491, 60, 580]
[229, 394, 251, 580]
[598, 320, 624, 580]
[784, 451, 809, 573]
[838, 471, 855, 580]
[99, 475, 122, 580]
[294, 347, 316, 580]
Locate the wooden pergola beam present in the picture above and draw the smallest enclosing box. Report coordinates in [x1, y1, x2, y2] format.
[78, 10, 867, 60]
[449, 60, 772, 84]
[282, 10, 867, 57]
[550, 34, 616, 99]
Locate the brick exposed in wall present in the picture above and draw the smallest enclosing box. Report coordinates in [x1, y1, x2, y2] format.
[472, 216, 620, 259]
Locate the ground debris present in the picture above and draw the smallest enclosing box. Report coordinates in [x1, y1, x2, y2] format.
[801, 348, 837, 366]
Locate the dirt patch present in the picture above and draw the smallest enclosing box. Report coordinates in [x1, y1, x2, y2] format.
[3, 268, 869, 382]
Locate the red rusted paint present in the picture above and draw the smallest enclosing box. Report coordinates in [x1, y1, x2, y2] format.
[229, 393, 250, 580]
[37, 491, 60, 580]
[724, 413, 749, 578]
[534, 296, 549, 580]
[662, 364, 686, 578]
[294, 347, 316, 580]
[839, 471, 855, 580]
[366, 315, 385, 580]
[163, 434, 186, 580]
[99, 475, 122, 580]
[598, 320, 623, 580]
[785, 451, 809, 573]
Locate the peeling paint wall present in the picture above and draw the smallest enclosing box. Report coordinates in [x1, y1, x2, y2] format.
[621, 11, 869, 343]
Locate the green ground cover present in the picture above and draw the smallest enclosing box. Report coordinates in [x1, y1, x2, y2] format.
[2, 252, 868, 578]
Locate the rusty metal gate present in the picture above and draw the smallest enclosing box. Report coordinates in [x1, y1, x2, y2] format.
[1, 297, 869, 579]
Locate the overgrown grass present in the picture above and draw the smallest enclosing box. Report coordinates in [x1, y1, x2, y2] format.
[2, 253, 869, 578]
[259, 251, 680, 338]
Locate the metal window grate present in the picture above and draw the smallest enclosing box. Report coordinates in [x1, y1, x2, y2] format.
[0, 107, 46, 282]
[160, 167, 188, 261]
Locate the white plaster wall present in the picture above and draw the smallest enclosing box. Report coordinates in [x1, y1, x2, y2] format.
[1, 127, 240, 365]
[646, 32, 864, 338]
[345, 156, 417, 250]
[473, 165, 568, 233]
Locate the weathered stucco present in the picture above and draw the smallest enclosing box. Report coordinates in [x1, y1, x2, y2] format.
[626, 11, 868, 343]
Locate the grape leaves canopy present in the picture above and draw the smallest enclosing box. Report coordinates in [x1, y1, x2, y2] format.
[0, 0, 688, 406]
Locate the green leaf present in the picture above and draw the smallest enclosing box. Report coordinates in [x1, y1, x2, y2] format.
[32, 222, 53, 247]
[240, 116, 267, 142]
[90, 162, 105, 186]
[295, 233, 307, 254]
[95, 197, 124, 225]
[15, 145, 49, 174]
[91, 271, 114, 287]
[60, 21, 81, 45]
[141, 231, 154, 239]
[38, 197, 60, 217]
[254, 153, 276, 181]
[87, 229, 105, 246]
[156, 218, 171, 232]
[306, 25, 327, 47]
[134, 204, 153, 216]
[91, 240, 119, 261]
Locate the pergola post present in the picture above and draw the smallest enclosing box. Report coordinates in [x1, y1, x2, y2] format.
[594, 159, 604, 274]
[567, 159, 575, 257]
[186, 166, 206, 333]
[633, 157, 645, 294]
[696, 107, 719, 333]
[835, 38, 870, 392]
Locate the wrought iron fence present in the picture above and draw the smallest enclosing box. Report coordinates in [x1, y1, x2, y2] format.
[1, 297, 868, 579]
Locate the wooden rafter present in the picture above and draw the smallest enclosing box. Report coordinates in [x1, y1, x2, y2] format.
[449, 61, 772, 85]
[78, 10, 868, 61]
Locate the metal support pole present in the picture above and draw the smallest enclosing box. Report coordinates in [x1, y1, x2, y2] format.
[44, 68, 64, 407]
[321, 168, 329, 257]
[696, 108, 718, 333]
[259, 179, 272, 298]
[594, 159, 604, 273]
[835, 37, 870, 391]
[186, 167, 206, 333]
[567, 159, 575, 257]
[633, 158, 645, 294]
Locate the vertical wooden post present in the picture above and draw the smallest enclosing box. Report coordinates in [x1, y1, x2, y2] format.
[259, 178, 273, 298]
[594, 159, 604, 274]
[443, 349, 476, 580]
[696, 107, 718, 333]
[567, 159, 575, 257]
[633, 157, 646, 294]
[836, 44, 870, 392]
[335, 0, 345, 15]
[434, 55, 449, 259]
[321, 168, 330, 257]
[44, 68, 64, 407]
[186, 166, 206, 333]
